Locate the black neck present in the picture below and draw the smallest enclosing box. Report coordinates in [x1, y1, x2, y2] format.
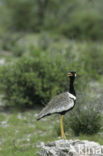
[69, 79, 76, 96]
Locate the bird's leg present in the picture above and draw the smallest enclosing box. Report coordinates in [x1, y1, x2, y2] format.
[60, 115, 66, 139]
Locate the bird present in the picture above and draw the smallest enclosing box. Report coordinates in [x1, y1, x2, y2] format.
[37, 71, 77, 139]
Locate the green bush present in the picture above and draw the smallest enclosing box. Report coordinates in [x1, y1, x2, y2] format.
[59, 11, 103, 40]
[64, 92, 102, 135]
[79, 43, 103, 77]
[1, 0, 103, 41]
[1, 33, 25, 57]
[54, 92, 102, 136]
[0, 47, 87, 108]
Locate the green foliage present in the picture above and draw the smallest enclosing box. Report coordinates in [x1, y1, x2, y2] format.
[0, 47, 87, 107]
[0, 110, 103, 156]
[0, 110, 58, 156]
[79, 42, 103, 77]
[0, 37, 102, 108]
[64, 92, 102, 135]
[0, 0, 103, 40]
[0, 2, 12, 36]
[10, 0, 39, 31]
[1, 33, 25, 57]
[59, 11, 103, 40]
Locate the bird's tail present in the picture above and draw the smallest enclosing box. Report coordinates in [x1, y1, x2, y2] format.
[37, 112, 50, 120]
[37, 113, 44, 120]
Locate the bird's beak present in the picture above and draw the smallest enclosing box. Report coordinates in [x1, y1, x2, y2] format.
[68, 73, 73, 77]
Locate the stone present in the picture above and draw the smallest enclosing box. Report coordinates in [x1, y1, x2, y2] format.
[37, 139, 103, 156]
[36, 141, 45, 148]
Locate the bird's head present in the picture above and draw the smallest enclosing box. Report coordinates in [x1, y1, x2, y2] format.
[68, 71, 76, 80]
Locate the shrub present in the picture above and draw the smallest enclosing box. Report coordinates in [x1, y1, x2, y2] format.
[79, 43, 103, 77]
[1, 33, 25, 57]
[0, 48, 87, 108]
[59, 11, 103, 40]
[64, 92, 102, 135]
[7, 0, 40, 32]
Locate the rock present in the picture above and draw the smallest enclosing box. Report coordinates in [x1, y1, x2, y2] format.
[38, 139, 103, 156]
[36, 142, 45, 148]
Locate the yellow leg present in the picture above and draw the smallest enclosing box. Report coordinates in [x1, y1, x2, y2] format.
[60, 115, 66, 139]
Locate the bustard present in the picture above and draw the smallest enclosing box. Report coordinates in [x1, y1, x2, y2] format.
[37, 71, 76, 139]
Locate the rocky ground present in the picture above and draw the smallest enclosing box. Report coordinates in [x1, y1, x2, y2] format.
[38, 139, 103, 156]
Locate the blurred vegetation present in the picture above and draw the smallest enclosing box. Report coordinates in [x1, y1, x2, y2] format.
[0, 0, 103, 40]
[0, 0, 103, 139]
[0, 38, 103, 108]
[54, 91, 102, 136]
[0, 48, 86, 107]
[0, 110, 103, 156]
[64, 92, 102, 135]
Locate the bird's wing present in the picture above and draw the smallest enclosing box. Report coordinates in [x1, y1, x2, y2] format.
[37, 92, 76, 120]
